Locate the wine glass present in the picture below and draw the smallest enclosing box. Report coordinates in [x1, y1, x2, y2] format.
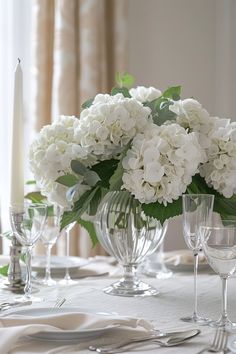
[141, 236, 173, 279]
[181, 194, 214, 324]
[200, 220, 236, 329]
[9, 202, 47, 302]
[59, 221, 77, 285]
[40, 204, 61, 286]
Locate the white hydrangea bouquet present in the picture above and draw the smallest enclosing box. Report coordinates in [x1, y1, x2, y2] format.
[29, 74, 236, 245]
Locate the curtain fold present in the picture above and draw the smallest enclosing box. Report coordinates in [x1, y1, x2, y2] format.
[31, 0, 127, 257]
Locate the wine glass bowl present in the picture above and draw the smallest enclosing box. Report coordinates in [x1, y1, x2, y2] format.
[200, 220, 236, 329]
[9, 202, 47, 301]
[181, 194, 214, 324]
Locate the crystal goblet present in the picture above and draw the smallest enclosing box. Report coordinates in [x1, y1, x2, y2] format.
[10, 202, 47, 302]
[200, 220, 236, 329]
[40, 204, 61, 286]
[181, 194, 214, 324]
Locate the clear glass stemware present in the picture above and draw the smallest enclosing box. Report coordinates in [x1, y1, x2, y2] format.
[9, 202, 47, 302]
[40, 204, 61, 286]
[200, 220, 236, 329]
[59, 221, 77, 286]
[181, 194, 214, 324]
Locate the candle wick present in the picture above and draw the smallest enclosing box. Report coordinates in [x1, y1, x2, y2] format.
[18, 58, 21, 64]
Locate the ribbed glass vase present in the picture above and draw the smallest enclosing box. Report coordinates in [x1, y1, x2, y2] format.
[94, 191, 167, 297]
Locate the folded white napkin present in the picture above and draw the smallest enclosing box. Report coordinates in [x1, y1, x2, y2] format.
[164, 249, 207, 266]
[0, 309, 154, 354]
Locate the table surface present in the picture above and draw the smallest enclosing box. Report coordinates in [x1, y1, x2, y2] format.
[0, 258, 236, 354]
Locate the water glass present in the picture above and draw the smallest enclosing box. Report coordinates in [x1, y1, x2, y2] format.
[200, 220, 236, 329]
[182, 194, 214, 324]
[10, 202, 47, 302]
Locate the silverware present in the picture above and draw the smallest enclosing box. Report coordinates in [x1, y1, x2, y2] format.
[0, 300, 32, 311]
[54, 297, 66, 308]
[196, 328, 228, 354]
[89, 329, 200, 353]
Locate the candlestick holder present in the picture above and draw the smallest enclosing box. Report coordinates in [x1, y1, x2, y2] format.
[6, 234, 25, 293]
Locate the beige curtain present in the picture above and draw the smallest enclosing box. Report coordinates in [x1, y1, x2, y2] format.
[31, 0, 127, 257]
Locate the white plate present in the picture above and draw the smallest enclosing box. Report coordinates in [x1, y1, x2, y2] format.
[10, 307, 118, 342]
[32, 256, 89, 276]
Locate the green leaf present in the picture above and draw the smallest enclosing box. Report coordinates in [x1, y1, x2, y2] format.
[81, 97, 94, 109]
[115, 72, 134, 88]
[109, 143, 132, 191]
[60, 186, 100, 230]
[77, 217, 98, 247]
[91, 159, 119, 188]
[142, 197, 183, 225]
[162, 86, 181, 101]
[111, 87, 131, 98]
[187, 174, 236, 220]
[0, 264, 9, 277]
[56, 174, 79, 187]
[24, 191, 46, 203]
[71, 160, 101, 187]
[1, 231, 13, 240]
[26, 180, 36, 185]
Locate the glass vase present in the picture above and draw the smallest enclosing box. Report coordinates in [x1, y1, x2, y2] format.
[94, 191, 167, 297]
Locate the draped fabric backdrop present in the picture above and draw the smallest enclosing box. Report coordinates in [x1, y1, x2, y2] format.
[31, 0, 127, 257]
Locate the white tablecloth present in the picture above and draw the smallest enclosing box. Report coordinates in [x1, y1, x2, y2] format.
[0, 259, 236, 354]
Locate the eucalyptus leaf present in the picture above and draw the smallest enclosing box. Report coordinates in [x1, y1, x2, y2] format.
[24, 191, 46, 203]
[71, 160, 101, 187]
[56, 174, 79, 187]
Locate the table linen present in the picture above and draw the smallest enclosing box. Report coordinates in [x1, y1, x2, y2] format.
[0, 257, 235, 353]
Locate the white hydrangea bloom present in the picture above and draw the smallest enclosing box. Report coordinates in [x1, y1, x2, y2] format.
[129, 86, 162, 103]
[200, 120, 236, 198]
[74, 93, 151, 161]
[169, 98, 213, 149]
[29, 115, 91, 207]
[122, 123, 206, 205]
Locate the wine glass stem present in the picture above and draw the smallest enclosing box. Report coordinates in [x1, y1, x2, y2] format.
[65, 229, 71, 280]
[45, 244, 53, 281]
[193, 251, 199, 317]
[24, 247, 32, 298]
[221, 276, 228, 323]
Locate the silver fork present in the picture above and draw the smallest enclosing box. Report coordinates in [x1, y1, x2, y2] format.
[54, 297, 66, 308]
[197, 328, 228, 353]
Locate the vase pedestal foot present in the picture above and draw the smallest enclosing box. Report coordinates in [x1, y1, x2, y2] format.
[103, 279, 159, 297]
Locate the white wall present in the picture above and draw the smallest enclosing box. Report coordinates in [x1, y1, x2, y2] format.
[127, 0, 236, 250]
[127, 0, 236, 120]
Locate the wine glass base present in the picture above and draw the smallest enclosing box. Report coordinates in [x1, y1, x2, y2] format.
[103, 279, 159, 297]
[181, 314, 211, 325]
[209, 317, 236, 330]
[59, 278, 78, 286]
[41, 278, 57, 287]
